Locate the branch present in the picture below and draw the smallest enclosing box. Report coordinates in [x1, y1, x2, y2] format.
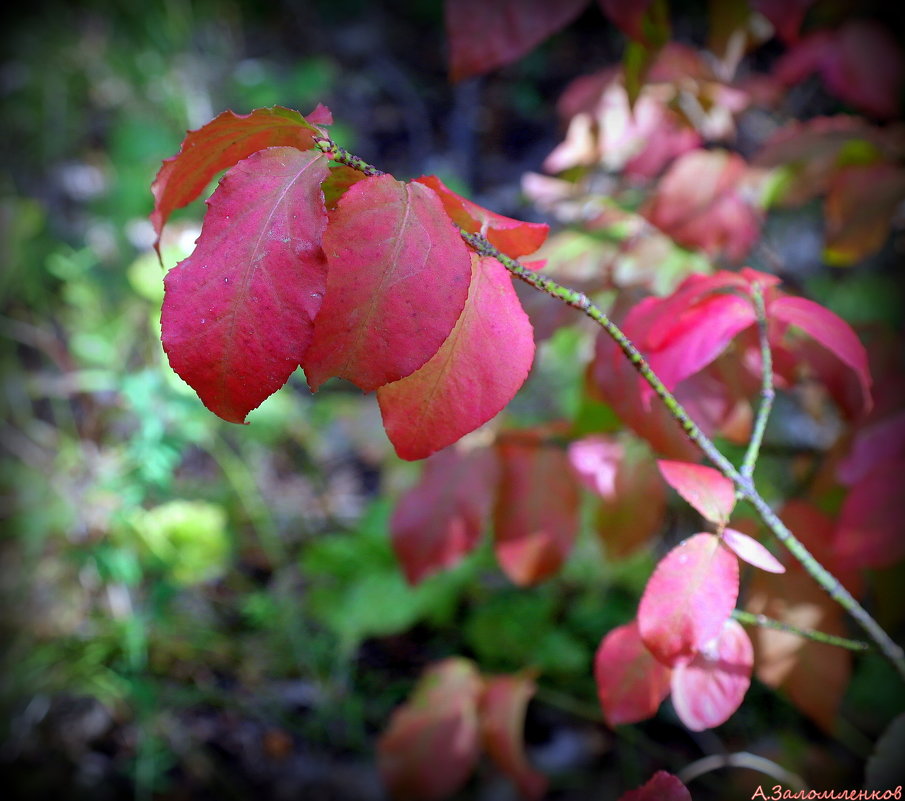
[731, 610, 870, 652]
[312, 136, 905, 682]
[740, 282, 775, 480]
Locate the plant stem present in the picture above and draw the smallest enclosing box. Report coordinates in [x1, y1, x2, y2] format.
[740, 283, 774, 481]
[314, 137, 905, 682]
[731, 610, 869, 652]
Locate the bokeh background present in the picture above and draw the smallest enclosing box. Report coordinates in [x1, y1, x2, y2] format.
[2, 1, 904, 800]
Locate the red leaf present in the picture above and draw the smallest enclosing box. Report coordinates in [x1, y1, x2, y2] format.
[160, 147, 329, 424]
[377, 658, 483, 801]
[642, 149, 762, 263]
[618, 771, 692, 801]
[390, 446, 499, 585]
[670, 618, 753, 731]
[835, 461, 905, 569]
[321, 164, 367, 210]
[638, 533, 740, 666]
[479, 673, 548, 801]
[494, 439, 581, 586]
[151, 106, 327, 251]
[415, 175, 548, 258]
[304, 175, 472, 392]
[445, 0, 589, 82]
[721, 528, 785, 574]
[378, 255, 535, 460]
[657, 460, 736, 525]
[769, 295, 872, 416]
[595, 620, 672, 726]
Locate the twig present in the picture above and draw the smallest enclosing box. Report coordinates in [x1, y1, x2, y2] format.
[677, 751, 807, 791]
[741, 283, 775, 481]
[311, 136, 905, 682]
[731, 610, 870, 652]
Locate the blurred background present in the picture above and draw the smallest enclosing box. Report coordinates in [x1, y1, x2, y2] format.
[1, 1, 904, 800]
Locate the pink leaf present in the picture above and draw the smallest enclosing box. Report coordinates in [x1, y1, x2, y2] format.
[769, 295, 872, 415]
[479, 673, 548, 801]
[160, 147, 329, 424]
[751, 0, 815, 43]
[595, 620, 672, 726]
[638, 533, 740, 666]
[642, 149, 763, 263]
[445, 0, 589, 82]
[415, 175, 549, 258]
[377, 255, 535, 460]
[721, 528, 786, 574]
[618, 771, 692, 801]
[657, 460, 736, 525]
[494, 438, 581, 586]
[304, 175, 472, 392]
[378, 658, 483, 800]
[151, 106, 327, 251]
[390, 446, 498, 585]
[670, 618, 753, 731]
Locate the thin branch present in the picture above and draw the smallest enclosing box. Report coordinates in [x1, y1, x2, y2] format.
[677, 751, 807, 791]
[311, 136, 905, 682]
[731, 610, 870, 652]
[741, 282, 775, 480]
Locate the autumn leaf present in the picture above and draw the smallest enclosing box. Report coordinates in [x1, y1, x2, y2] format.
[303, 175, 472, 392]
[378, 255, 535, 461]
[160, 147, 330, 424]
[595, 620, 672, 726]
[390, 446, 498, 584]
[618, 771, 692, 801]
[657, 459, 736, 525]
[415, 175, 548, 258]
[670, 618, 754, 731]
[151, 105, 329, 251]
[494, 438, 581, 586]
[377, 658, 484, 800]
[445, 0, 588, 82]
[479, 672, 548, 801]
[638, 533, 740, 666]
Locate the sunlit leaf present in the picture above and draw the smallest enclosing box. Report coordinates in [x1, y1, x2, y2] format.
[161, 147, 329, 423]
[304, 175, 472, 392]
[721, 528, 785, 574]
[151, 105, 328, 250]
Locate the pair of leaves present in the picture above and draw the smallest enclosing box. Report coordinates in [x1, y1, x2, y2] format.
[391, 437, 580, 586]
[377, 658, 546, 801]
[155, 106, 544, 460]
[619, 267, 872, 418]
[596, 614, 754, 732]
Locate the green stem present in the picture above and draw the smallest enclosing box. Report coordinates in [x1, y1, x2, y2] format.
[731, 610, 869, 652]
[313, 136, 905, 682]
[740, 283, 774, 481]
